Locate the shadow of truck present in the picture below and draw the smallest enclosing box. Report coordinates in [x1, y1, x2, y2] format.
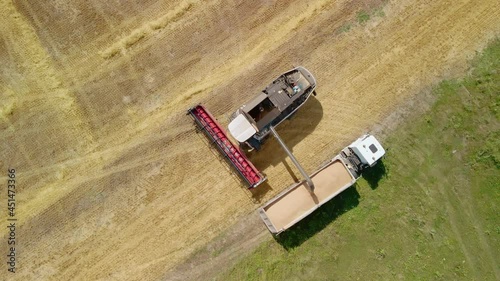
[274, 185, 360, 250]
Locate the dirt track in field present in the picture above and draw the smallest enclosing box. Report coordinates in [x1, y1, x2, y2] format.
[0, 0, 499, 280]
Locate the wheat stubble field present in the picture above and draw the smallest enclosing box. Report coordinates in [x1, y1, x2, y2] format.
[0, 0, 499, 280]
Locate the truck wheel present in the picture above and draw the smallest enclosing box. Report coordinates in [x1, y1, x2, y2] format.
[313, 91, 317, 96]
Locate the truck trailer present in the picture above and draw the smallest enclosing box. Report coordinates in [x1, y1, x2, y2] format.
[258, 134, 385, 234]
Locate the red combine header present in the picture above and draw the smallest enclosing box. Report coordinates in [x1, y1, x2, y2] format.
[187, 104, 266, 188]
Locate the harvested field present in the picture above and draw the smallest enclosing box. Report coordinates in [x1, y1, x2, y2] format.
[0, 0, 499, 280]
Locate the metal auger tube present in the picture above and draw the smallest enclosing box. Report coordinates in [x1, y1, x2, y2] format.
[269, 126, 315, 193]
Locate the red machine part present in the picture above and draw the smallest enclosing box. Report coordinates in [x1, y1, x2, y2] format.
[187, 105, 266, 188]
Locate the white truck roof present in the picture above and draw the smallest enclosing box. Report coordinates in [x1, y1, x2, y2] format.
[348, 134, 385, 166]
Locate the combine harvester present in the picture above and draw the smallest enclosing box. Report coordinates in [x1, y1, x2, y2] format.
[188, 66, 385, 234]
[188, 66, 316, 188]
[227, 66, 317, 151]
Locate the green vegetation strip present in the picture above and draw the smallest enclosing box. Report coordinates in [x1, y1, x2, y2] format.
[219, 39, 500, 281]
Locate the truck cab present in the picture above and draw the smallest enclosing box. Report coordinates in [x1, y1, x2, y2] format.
[341, 134, 386, 178]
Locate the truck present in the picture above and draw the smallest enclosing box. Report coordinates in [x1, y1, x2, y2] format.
[258, 134, 385, 234]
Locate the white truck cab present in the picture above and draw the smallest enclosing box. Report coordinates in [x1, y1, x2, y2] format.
[348, 134, 386, 167]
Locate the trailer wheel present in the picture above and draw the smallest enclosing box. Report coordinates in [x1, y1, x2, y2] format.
[313, 91, 317, 96]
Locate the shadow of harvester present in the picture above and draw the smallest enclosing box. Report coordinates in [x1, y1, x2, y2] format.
[248, 96, 323, 170]
[274, 185, 360, 250]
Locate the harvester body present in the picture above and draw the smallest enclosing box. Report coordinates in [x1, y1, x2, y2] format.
[228, 66, 316, 150]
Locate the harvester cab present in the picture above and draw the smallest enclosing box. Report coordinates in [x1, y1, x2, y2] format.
[227, 113, 257, 143]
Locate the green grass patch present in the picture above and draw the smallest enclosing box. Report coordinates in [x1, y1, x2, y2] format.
[373, 7, 386, 18]
[218, 39, 500, 280]
[338, 3, 387, 35]
[357, 11, 371, 25]
[339, 23, 352, 33]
